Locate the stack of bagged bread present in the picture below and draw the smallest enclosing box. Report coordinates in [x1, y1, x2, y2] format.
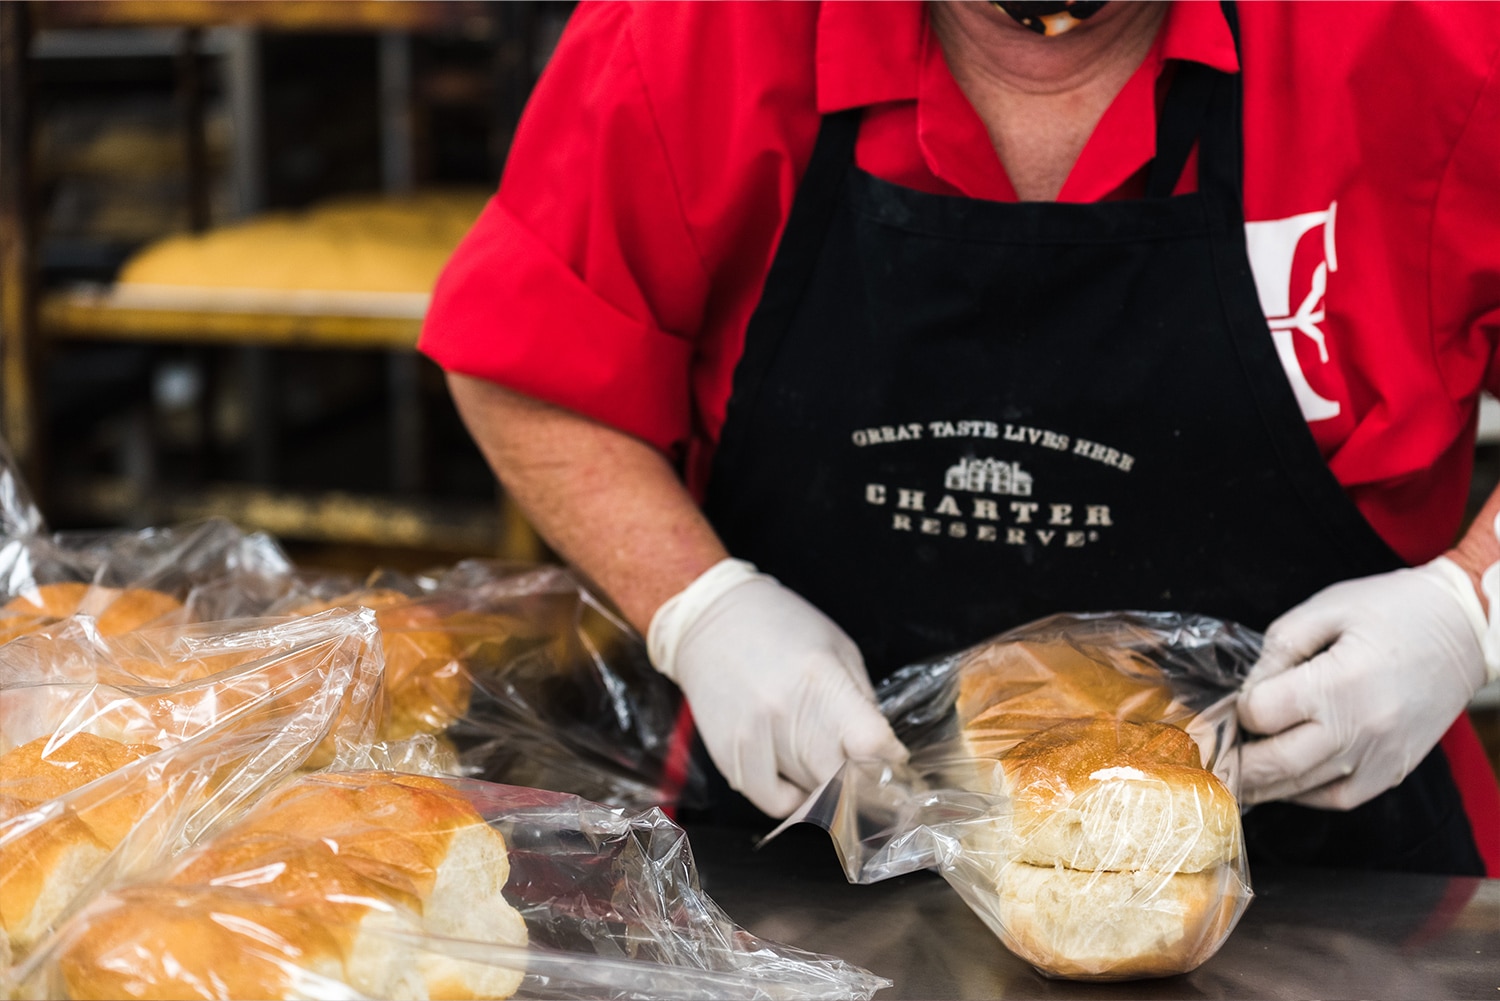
[0, 608, 380, 756]
[0, 594, 215, 969]
[51, 771, 528, 1001]
[0, 609, 382, 968]
[0, 578, 461, 785]
[954, 636, 1249, 980]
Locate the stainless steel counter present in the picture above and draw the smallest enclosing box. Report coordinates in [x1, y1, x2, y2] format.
[687, 824, 1499, 1000]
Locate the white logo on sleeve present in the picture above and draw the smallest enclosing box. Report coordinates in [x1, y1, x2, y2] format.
[1243, 202, 1341, 422]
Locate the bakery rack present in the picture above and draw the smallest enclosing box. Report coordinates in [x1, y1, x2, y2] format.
[0, 0, 548, 561]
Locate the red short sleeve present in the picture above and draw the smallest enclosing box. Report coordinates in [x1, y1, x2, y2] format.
[420, 198, 695, 453]
[419, 2, 709, 456]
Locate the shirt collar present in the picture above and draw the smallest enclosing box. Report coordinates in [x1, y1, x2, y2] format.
[815, 0, 1239, 115]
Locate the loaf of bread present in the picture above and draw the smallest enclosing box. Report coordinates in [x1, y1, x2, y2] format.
[954, 637, 1246, 980]
[0, 733, 160, 963]
[116, 189, 489, 295]
[57, 771, 528, 1001]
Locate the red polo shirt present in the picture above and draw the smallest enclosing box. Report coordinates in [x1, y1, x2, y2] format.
[420, 1, 1500, 870]
[421, 0, 1500, 572]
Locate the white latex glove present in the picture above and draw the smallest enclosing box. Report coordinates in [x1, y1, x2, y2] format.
[649, 558, 908, 818]
[1238, 557, 1497, 811]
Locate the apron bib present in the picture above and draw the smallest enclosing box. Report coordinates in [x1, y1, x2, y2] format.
[692, 7, 1488, 874]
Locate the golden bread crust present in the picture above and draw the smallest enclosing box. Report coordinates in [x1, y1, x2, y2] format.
[58, 887, 348, 1001]
[0, 734, 160, 846]
[234, 772, 497, 896]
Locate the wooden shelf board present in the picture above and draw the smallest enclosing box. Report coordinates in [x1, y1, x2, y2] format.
[56, 477, 504, 553]
[40, 291, 423, 350]
[32, 2, 496, 35]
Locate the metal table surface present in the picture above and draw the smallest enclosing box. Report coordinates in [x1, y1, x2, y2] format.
[686, 824, 1499, 1000]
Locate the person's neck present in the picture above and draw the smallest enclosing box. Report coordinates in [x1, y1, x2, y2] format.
[929, 1, 1168, 200]
[931, 2, 1166, 98]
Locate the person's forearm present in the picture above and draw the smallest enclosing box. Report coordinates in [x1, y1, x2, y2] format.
[447, 374, 727, 634]
[1446, 482, 1500, 613]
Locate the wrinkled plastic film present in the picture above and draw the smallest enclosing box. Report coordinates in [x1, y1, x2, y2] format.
[0, 439, 44, 542]
[26, 772, 887, 1001]
[788, 611, 1257, 981]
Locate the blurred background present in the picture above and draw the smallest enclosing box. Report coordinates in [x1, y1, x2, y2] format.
[0, 0, 1496, 777]
[0, 0, 572, 574]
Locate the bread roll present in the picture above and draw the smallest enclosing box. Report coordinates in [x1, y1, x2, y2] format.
[294, 590, 471, 738]
[999, 718, 1240, 874]
[995, 860, 1245, 980]
[162, 835, 430, 999]
[2, 584, 183, 636]
[0, 734, 163, 964]
[242, 773, 527, 1000]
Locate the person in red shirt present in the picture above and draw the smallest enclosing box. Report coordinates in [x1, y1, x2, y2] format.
[421, 1, 1500, 875]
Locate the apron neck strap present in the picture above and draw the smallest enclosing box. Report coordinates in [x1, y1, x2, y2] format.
[1146, 0, 1242, 209]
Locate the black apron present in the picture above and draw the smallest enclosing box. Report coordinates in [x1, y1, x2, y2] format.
[692, 5, 1486, 875]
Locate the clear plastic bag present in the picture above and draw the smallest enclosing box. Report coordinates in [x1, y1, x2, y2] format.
[272, 561, 702, 812]
[0, 437, 298, 640]
[781, 611, 1258, 982]
[23, 770, 888, 1000]
[0, 608, 384, 974]
[0, 517, 301, 639]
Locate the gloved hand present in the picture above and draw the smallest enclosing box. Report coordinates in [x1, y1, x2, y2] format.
[1238, 557, 1497, 811]
[648, 558, 908, 817]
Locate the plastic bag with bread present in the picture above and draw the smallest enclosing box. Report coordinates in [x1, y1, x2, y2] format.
[28, 771, 889, 1001]
[784, 611, 1256, 982]
[0, 515, 300, 651]
[0, 438, 695, 811]
[0, 608, 383, 973]
[272, 562, 703, 810]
